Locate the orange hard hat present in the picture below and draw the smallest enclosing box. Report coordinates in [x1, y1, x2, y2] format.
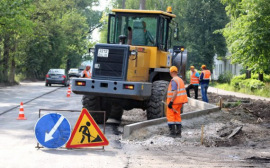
[170, 66, 178, 73]
[201, 65, 206, 69]
[190, 66, 195, 69]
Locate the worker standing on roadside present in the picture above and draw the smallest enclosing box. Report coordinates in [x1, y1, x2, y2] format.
[167, 66, 188, 137]
[81, 65, 92, 78]
[200, 65, 211, 102]
[186, 66, 200, 99]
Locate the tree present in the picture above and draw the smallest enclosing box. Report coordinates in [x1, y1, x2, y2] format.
[221, 0, 270, 74]
[0, 0, 102, 83]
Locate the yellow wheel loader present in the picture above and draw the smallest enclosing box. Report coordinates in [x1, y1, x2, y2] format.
[72, 7, 187, 123]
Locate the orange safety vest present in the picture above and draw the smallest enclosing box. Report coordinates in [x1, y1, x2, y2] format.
[190, 71, 199, 84]
[167, 76, 188, 104]
[202, 70, 211, 80]
[83, 70, 91, 78]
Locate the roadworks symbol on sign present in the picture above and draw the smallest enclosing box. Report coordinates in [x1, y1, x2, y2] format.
[66, 108, 109, 148]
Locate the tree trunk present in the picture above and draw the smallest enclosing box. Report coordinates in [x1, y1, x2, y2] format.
[258, 73, 263, 82]
[2, 34, 10, 82]
[245, 66, 251, 79]
[9, 37, 16, 83]
[122, 0, 126, 9]
[140, 0, 146, 10]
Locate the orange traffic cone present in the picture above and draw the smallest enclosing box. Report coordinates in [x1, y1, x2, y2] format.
[17, 102, 27, 120]
[67, 86, 71, 97]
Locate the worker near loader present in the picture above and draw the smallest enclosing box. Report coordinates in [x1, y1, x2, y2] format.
[81, 65, 91, 78]
[186, 66, 200, 99]
[167, 66, 188, 137]
[200, 65, 211, 102]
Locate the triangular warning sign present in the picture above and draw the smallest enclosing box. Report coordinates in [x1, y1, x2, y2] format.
[66, 108, 109, 148]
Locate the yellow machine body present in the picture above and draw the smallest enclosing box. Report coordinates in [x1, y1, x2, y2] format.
[127, 46, 171, 82]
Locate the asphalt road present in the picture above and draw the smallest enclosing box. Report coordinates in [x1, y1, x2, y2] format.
[0, 82, 267, 168]
[0, 82, 126, 168]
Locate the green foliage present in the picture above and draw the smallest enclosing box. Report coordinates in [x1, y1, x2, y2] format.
[239, 79, 265, 91]
[239, 68, 246, 75]
[251, 74, 270, 82]
[0, 0, 102, 82]
[231, 74, 246, 88]
[221, 0, 270, 73]
[214, 82, 270, 98]
[231, 73, 270, 89]
[218, 71, 233, 84]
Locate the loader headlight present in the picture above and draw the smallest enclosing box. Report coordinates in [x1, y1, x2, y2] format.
[131, 50, 137, 56]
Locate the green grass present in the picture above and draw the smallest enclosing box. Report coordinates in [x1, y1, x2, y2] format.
[211, 82, 270, 98]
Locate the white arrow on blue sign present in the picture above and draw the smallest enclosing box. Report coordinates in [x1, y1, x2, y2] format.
[34, 113, 71, 149]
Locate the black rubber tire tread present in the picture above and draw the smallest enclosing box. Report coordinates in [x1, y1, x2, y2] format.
[82, 95, 111, 124]
[146, 80, 169, 120]
[110, 105, 124, 120]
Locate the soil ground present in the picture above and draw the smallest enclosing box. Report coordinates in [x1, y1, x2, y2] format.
[120, 90, 270, 167]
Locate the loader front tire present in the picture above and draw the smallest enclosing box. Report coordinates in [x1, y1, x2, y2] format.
[146, 80, 169, 120]
[82, 95, 111, 124]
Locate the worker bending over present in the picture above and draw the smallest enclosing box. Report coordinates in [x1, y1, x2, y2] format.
[81, 65, 92, 78]
[200, 65, 211, 102]
[167, 66, 188, 137]
[186, 66, 200, 99]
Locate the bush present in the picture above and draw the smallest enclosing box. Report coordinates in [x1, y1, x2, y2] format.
[251, 73, 270, 82]
[218, 71, 233, 84]
[231, 74, 246, 89]
[239, 79, 265, 91]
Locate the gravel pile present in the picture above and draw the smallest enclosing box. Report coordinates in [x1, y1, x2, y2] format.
[121, 104, 200, 125]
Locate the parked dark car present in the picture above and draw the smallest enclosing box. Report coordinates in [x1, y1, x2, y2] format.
[68, 68, 80, 78]
[45, 69, 69, 86]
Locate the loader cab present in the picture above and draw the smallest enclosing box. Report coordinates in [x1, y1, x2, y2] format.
[107, 8, 176, 51]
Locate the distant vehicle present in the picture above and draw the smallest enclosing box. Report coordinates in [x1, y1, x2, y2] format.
[78, 65, 86, 74]
[68, 68, 80, 78]
[45, 69, 69, 87]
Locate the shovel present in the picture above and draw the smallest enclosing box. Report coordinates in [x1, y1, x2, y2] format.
[162, 101, 178, 113]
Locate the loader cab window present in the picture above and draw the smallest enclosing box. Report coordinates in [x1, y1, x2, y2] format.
[158, 17, 169, 51]
[110, 14, 158, 46]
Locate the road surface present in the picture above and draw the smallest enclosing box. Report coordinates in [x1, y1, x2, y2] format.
[0, 82, 268, 168]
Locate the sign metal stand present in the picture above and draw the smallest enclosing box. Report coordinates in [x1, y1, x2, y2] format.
[35, 109, 106, 150]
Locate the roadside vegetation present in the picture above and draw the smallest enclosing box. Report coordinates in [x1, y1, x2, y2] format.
[212, 73, 270, 98]
[0, 0, 101, 84]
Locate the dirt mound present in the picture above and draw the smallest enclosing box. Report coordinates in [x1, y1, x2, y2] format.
[241, 100, 270, 120]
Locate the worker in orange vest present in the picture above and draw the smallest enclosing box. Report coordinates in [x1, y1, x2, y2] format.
[167, 66, 188, 137]
[200, 65, 211, 102]
[81, 65, 92, 78]
[186, 66, 200, 99]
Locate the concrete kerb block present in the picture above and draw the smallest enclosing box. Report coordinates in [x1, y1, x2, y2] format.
[123, 117, 167, 139]
[122, 98, 220, 139]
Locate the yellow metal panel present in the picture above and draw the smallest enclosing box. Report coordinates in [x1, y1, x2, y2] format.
[112, 9, 176, 18]
[158, 50, 172, 68]
[127, 46, 151, 82]
[126, 46, 171, 82]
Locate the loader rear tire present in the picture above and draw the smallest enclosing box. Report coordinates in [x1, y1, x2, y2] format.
[110, 105, 124, 121]
[82, 95, 111, 124]
[146, 80, 169, 120]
